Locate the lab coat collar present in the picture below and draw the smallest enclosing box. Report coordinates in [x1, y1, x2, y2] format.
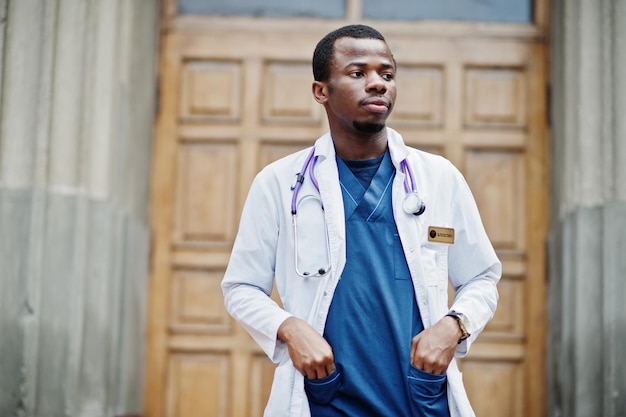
[313, 127, 409, 168]
[386, 127, 411, 168]
[313, 131, 335, 161]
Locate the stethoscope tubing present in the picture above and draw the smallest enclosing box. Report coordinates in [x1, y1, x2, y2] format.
[400, 159, 416, 194]
[292, 198, 331, 277]
[290, 146, 425, 278]
[292, 148, 424, 216]
[291, 147, 318, 214]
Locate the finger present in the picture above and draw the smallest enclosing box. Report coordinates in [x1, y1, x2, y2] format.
[320, 359, 334, 378]
[417, 351, 437, 372]
[325, 362, 335, 376]
[432, 358, 449, 374]
[314, 365, 328, 379]
[303, 362, 317, 380]
[410, 334, 420, 365]
[412, 354, 424, 370]
[411, 345, 423, 369]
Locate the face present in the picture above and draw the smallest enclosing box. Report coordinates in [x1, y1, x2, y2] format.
[313, 37, 397, 136]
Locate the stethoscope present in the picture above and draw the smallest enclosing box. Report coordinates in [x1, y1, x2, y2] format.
[291, 147, 426, 278]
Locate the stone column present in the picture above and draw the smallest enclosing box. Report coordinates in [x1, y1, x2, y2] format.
[0, 0, 159, 416]
[549, 0, 626, 416]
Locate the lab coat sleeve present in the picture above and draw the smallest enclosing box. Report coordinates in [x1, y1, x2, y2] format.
[221, 171, 292, 363]
[446, 166, 502, 356]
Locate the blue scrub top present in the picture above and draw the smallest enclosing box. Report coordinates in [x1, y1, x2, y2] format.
[305, 151, 449, 417]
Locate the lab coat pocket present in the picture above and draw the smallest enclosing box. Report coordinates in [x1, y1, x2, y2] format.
[266, 364, 295, 416]
[304, 365, 343, 405]
[421, 244, 449, 287]
[407, 366, 449, 417]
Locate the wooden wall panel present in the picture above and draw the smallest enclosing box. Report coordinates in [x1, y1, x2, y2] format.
[169, 269, 231, 333]
[390, 65, 444, 127]
[179, 60, 242, 123]
[464, 150, 526, 250]
[257, 141, 313, 171]
[262, 61, 322, 125]
[485, 277, 525, 339]
[463, 360, 525, 417]
[166, 353, 231, 417]
[174, 141, 239, 245]
[464, 67, 527, 128]
[248, 354, 277, 417]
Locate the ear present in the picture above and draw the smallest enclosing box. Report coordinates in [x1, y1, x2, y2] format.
[312, 81, 328, 104]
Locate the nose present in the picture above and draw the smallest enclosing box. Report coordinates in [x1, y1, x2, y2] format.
[366, 72, 387, 93]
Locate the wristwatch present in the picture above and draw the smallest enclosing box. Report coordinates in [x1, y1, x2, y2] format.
[446, 310, 470, 344]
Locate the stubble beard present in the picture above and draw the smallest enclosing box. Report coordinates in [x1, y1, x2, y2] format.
[353, 121, 386, 133]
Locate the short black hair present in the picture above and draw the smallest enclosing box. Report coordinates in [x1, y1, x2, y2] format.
[312, 24, 388, 82]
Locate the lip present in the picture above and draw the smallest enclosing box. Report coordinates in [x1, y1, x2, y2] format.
[361, 97, 390, 113]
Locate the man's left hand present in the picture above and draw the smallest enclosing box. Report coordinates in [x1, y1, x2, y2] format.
[409, 316, 461, 375]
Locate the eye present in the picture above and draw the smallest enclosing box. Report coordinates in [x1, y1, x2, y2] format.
[381, 72, 395, 81]
[349, 71, 364, 78]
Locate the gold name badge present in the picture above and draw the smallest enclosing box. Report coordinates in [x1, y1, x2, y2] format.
[428, 226, 455, 244]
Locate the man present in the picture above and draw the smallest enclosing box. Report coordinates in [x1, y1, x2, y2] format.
[222, 24, 501, 417]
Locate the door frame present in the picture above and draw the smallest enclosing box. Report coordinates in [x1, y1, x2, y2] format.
[144, 1, 551, 416]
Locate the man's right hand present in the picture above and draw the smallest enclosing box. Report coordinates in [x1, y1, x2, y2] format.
[277, 316, 335, 379]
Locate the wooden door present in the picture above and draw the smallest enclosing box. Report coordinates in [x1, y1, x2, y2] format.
[145, 1, 549, 416]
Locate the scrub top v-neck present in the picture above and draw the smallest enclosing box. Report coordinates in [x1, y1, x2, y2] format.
[307, 150, 426, 416]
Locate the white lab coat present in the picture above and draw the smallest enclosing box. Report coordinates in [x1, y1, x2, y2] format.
[222, 128, 501, 417]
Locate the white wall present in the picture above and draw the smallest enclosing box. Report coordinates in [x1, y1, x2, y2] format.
[549, 0, 626, 416]
[0, 1, 159, 415]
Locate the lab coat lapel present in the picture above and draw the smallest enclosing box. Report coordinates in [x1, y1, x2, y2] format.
[313, 135, 346, 283]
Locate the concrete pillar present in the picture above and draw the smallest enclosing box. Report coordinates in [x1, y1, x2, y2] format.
[0, 0, 159, 416]
[549, 0, 626, 416]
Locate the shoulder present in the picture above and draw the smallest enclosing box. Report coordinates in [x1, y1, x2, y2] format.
[255, 147, 313, 183]
[403, 147, 474, 208]
[407, 147, 460, 177]
[387, 128, 456, 171]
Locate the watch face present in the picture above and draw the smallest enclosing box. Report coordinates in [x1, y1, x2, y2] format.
[448, 310, 470, 340]
[452, 311, 469, 327]
[459, 314, 469, 328]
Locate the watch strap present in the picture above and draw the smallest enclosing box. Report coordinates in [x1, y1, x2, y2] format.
[446, 310, 470, 343]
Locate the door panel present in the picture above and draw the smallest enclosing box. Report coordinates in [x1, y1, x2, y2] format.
[146, 4, 549, 416]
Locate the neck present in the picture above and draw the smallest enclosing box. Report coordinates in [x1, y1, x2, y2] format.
[332, 129, 388, 161]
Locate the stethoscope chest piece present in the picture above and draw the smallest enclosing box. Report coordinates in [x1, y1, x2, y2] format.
[291, 147, 427, 277]
[403, 192, 426, 216]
